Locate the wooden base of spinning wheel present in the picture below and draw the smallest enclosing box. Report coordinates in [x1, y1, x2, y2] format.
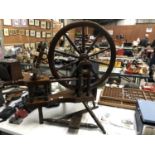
[19, 20, 117, 134]
[22, 73, 106, 134]
[28, 89, 106, 134]
[37, 102, 106, 134]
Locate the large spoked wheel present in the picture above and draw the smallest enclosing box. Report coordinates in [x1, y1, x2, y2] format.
[48, 20, 116, 90]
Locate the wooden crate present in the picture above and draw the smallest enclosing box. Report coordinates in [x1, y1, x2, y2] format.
[99, 87, 155, 110]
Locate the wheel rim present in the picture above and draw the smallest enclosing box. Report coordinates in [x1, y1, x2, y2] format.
[48, 20, 116, 90]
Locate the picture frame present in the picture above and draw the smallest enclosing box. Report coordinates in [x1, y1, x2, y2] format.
[26, 30, 29, 36]
[36, 31, 41, 38]
[30, 30, 35, 37]
[9, 29, 13, 35]
[12, 29, 17, 35]
[24, 43, 30, 48]
[3, 28, 9, 36]
[42, 32, 46, 38]
[3, 19, 12, 26]
[29, 19, 35, 26]
[16, 29, 20, 35]
[146, 27, 152, 33]
[20, 19, 28, 27]
[46, 22, 51, 29]
[12, 19, 21, 27]
[46, 33, 51, 38]
[49, 22, 51, 29]
[19, 29, 25, 35]
[53, 24, 55, 29]
[35, 20, 40, 26]
[30, 43, 35, 48]
[50, 22, 53, 29]
[41, 21, 46, 29]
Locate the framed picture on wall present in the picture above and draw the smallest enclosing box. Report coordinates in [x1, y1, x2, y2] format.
[24, 43, 30, 48]
[16, 29, 20, 35]
[9, 29, 16, 36]
[35, 20, 40, 26]
[29, 19, 35, 26]
[3, 28, 9, 36]
[41, 21, 46, 29]
[11, 29, 17, 35]
[53, 24, 56, 29]
[146, 27, 152, 33]
[9, 30, 12, 35]
[3, 19, 12, 26]
[30, 30, 35, 37]
[42, 32, 46, 38]
[26, 30, 29, 36]
[46, 22, 51, 29]
[12, 19, 21, 27]
[20, 19, 28, 27]
[46, 33, 51, 38]
[19, 29, 25, 35]
[36, 31, 41, 38]
[30, 43, 36, 49]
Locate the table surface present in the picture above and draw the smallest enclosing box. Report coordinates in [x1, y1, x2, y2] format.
[99, 59, 149, 79]
[99, 67, 149, 78]
[0, 89, 136, 135]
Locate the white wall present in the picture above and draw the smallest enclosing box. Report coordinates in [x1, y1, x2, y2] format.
[65, 19, 137, 26]
[116, 19, 137, 25]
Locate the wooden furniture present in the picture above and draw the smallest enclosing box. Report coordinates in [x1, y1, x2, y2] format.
[99, 86, 155, 110]
[0, 59, 23, 81]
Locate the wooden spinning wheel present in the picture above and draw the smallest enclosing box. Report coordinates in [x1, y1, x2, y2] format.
[0, 21, 117, 134]
[48, 20, 116, 90]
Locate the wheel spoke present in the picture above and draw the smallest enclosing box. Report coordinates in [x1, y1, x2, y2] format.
[56, 60, 78, 70]
[91, 67, 99, 79]
[82, 26, 85, 52]
[89, 47, 110, 57]
[87, 32, 102, 54]
[90, 59, 109, 66]
[57, 70, 68, 77]
[55, 49, 79, 58]
[64, 33, 81, 55]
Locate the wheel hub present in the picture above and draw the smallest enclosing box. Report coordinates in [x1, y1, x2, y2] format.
[79, 53, 89, 61]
